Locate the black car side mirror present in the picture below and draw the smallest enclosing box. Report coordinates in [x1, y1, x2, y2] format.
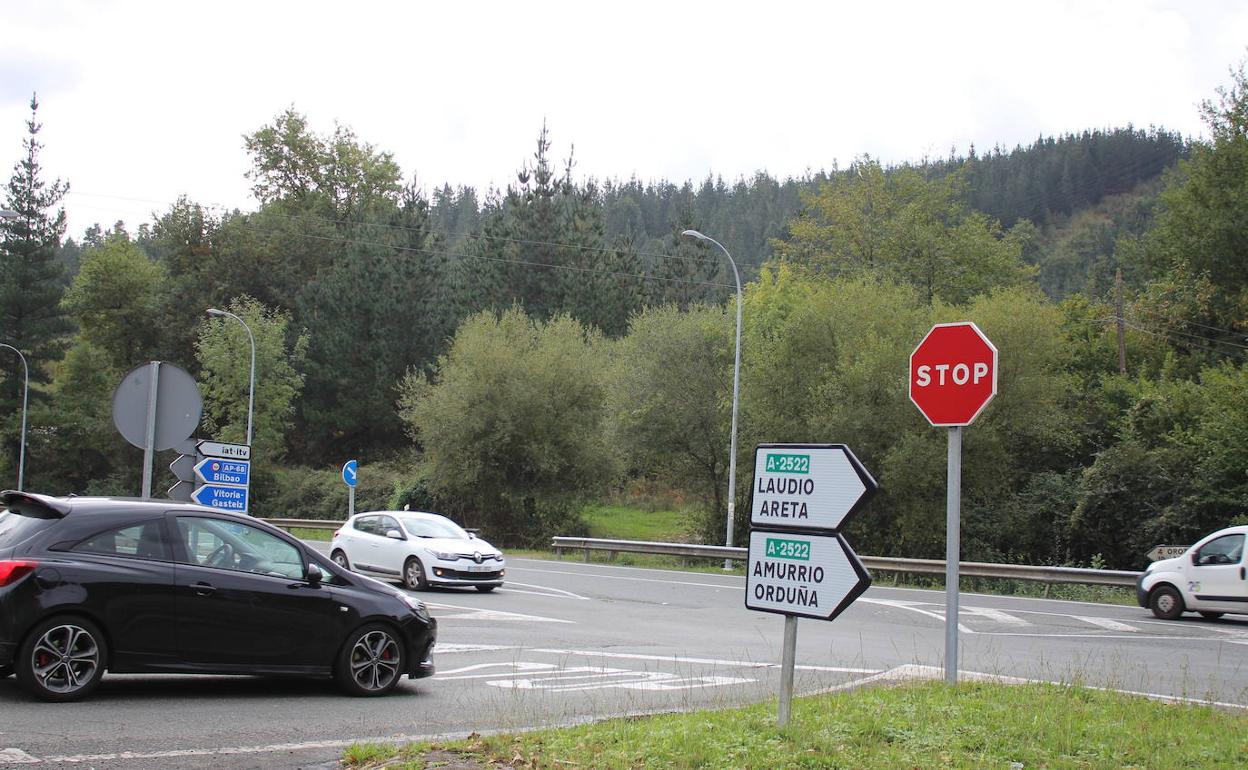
[306, 563, 324, 585]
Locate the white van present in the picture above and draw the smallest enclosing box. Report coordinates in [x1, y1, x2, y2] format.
[1137, 525, 1248, 620]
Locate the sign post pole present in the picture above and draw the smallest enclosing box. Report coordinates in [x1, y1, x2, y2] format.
[141, 362, 161, 499]
[777, 615, 799, 726]
[945, 425, 961, 684]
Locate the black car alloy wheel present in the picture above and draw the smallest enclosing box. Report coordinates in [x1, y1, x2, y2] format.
[336, 624, 404, 696]
[17, 616, 107, 702]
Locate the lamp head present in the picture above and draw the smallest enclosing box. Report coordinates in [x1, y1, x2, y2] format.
[681, 229, 708, 242]
[206, 308, 226, 317]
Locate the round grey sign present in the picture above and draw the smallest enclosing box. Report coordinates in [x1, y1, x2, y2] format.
[112, 362, 203, 451]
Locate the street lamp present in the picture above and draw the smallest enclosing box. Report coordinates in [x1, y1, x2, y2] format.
[206, 308, 255, 447]
[0, 209, 18, 219]
[0, 343, 29, 491]
[681, 229, 743, 569]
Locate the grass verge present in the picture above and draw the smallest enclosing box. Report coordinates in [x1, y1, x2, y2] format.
[342, 681, 1246, 769]
[581, 504, 692, 542]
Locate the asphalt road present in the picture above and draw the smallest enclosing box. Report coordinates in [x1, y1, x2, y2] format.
[2, 551, 1246, 768]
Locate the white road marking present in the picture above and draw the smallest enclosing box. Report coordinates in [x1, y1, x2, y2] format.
[859, 598, 974, 633]
[1073, 615, 1139, 632]
[438, 662, 561, 679]
[532, 648, 877, 674]
[503, 566, 744, 591]
[960, 607, 1030, 626]
[436, 643, 520, 654]
[426, 602, 572, 624]
[0, 748, 38, 764]
[499, 581, 590, 600]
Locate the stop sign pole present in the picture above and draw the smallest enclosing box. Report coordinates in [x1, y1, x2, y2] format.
[909, 322, 998, 684]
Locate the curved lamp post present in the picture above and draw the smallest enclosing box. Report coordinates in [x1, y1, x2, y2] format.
[0, 343, 29, 491]
[206, 308, 255, 447]
[681, 229, 742, 569]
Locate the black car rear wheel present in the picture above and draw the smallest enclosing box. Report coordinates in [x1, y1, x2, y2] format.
[335, 624, 404, 696]
[16, 616, 107, 702]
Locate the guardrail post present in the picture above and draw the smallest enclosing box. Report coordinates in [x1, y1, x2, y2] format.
[583, 547, 590, 563]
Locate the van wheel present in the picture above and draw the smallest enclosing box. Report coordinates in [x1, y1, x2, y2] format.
[1149, 585, 1185, 620]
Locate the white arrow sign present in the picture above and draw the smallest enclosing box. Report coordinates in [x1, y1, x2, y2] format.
[197, 440, 251, 460]
[750, 444, 878, 531]
[746, 531, 871, 621]
[1147, 544, 1189, 561]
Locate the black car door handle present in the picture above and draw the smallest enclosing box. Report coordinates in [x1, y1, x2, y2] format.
[192, 582, 216, 596]
[1240, 566, 1245, 580]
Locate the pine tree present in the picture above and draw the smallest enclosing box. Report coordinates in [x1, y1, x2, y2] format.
[0, 94, 72, 478]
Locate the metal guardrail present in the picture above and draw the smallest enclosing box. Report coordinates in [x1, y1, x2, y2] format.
[550, 536, 1142, 588]
[265, 518, 482, 537]
[264, 518, 342, 530]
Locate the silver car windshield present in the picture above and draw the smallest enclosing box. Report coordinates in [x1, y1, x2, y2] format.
[402, 516, 469, 540]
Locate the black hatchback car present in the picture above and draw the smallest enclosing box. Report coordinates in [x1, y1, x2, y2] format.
[0, 491, 435, 701]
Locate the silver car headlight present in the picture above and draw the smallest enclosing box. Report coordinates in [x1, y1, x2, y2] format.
[430, 550, 457, 561]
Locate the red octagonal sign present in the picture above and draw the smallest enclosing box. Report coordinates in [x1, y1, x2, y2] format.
[909, 322, 998, 427]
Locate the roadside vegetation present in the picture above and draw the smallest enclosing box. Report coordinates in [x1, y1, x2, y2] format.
[342, 681, 1247, 769]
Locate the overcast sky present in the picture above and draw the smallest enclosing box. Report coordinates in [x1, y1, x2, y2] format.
[4, 0, 1248, 239]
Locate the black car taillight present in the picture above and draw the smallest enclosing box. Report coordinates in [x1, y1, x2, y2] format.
[0, 560, 38, 587]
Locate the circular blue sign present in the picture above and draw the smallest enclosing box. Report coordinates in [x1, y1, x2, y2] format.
[342, 460, 358, 487]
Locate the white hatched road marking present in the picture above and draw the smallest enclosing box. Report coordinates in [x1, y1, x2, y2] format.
[425, 601, 572, 623]
[532, 648, 877, 674]
[960, 607, 1030, 626]
[1073, 615, 1139, 632]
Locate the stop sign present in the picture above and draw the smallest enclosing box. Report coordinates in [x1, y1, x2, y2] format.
[909, 322, 998, 426]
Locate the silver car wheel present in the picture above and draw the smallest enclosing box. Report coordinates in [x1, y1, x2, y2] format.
[30, 624, 100, 695]
[349, 630, 400, 692]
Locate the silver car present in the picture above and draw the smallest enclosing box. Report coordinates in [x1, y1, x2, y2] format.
[330, 511, 505, 592]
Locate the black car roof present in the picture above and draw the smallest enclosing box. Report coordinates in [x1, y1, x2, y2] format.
[0, 491, 246, 520]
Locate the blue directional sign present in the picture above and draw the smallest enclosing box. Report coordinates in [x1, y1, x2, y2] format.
[342, 460, 358, 488]
[192, 484, 249, 512]
[195, 458, 250, 487]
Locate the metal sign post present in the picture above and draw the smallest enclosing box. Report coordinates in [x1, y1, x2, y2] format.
[141, 362, 160, 498]
[945, 426, 961, 684]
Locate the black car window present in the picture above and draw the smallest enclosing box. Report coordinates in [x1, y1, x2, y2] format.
[1195, 534, 1244, 566]
[355, 516, 379, 535]
[0, 510, 59, 549]
[176, 516, 305, 579]
[379, 516, 402, 536]
[74, 520, 168, 560]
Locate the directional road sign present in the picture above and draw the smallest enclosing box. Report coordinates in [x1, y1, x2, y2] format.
[192, 484, 249, 512]
[195, 458, 250, 487]
[750, 444, 878, 532]
[746, 531, 871, 621]
[909, 322, 998, 427]
[342, 460, 358, 488]
[197, 440, 251, 460]
[1148, 544, 1189, 561]
[167, 480, 193, 503]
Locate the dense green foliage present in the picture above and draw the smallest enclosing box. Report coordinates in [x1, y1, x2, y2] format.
[4, 64, 1248, 566]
